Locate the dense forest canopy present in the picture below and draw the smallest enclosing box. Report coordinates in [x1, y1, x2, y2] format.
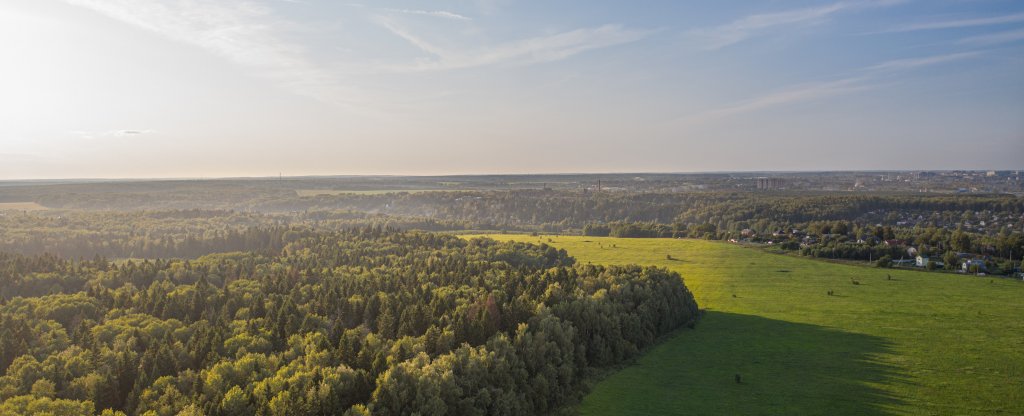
[0, 228, 699, 415]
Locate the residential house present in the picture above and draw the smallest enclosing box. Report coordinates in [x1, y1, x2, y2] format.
[961, 259, 988, 273]
[915, 256, 943, 268]
[915, 256, 928, 267]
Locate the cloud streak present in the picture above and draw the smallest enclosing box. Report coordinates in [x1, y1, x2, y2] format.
[72, 129, 158, 140]
[864, 51, 982, 72]
[377, 19, 649, 72]
[690, 0, 904, 50]
[64, 0, 347, 102]
[957, 28, 1024, 46]
[116, 129, 152, 136]
[382, 8, 471, 21]
[672, 51, 982, 128]
[882, 12, 1024, 33]
[675, 78, 869, 126]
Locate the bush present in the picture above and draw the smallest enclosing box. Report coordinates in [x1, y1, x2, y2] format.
[876, 255, 893, 268]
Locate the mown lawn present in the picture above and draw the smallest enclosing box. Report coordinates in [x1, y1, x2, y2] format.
[471, 235, 1024, 415]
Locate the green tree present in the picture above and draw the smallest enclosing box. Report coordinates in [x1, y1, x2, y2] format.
[951, 230, 972, 253]
[30, 379, 56, 398]
[220, 386, 252, 416]
[944, 252, 959, 271]
[876, 255, 893, 268]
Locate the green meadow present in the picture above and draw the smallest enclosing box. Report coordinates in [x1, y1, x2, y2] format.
[471, 235, 1024, 415]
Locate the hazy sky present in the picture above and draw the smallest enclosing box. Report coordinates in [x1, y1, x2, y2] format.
[1, 0, 1023, 179]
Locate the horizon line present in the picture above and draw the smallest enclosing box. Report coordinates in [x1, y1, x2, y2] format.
[1, 168, 1021, 183]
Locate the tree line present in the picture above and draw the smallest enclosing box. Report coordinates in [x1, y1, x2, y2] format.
[5, 191, 1019, 260]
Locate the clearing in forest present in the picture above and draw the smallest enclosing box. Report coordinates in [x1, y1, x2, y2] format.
[472, 235, 1024, 415]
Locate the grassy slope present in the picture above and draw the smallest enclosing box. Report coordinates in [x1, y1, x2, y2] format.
[471, 235, 1024, 415]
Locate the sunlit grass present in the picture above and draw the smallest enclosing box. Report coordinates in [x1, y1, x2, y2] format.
[469, 235, 1024, 415]
[0, 202, 50, 211]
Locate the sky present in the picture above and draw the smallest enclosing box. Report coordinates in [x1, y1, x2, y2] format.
[1, 0, 1022, 179]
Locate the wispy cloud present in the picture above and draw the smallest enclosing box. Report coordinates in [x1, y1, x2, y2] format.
[115, 129, 152, 136]
[675, 78, 869, 126]
[377, 19, 649, 72]
[64, 0, 346, 102]
[342, 4, 471, 21]
[881, 12, 1024, 33]
[957, 28, 1024, 46]
[72, 129, 158, 140]
[864, 51, 982, 72]
[672, 51, 981, 127]
[376, 18, 448, 57]
[690, 0, 904, 50]
[691, 3, 846, 50]
[382, 8, 471, 21]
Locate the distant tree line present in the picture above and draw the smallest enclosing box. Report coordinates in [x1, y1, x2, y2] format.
[12, 187, 1022, 231]
[2, 190, 1021, 271]
[0, 210, 471, 259]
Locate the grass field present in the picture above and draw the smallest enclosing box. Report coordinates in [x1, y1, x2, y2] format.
[0, 202, 49, 211]
[295, 189, 446, 196]
[471, 235, 1024, 415]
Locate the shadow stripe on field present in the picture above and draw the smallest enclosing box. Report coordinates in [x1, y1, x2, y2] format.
[579, 311, 909, 416]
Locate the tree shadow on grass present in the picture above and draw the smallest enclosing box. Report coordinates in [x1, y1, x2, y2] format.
[579, 311, 910, 416]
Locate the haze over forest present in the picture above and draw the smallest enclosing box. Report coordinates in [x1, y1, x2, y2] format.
[2, 0, 1023, 179]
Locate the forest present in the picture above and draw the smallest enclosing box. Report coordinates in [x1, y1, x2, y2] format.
[3, 188, 1022, 250]
[3, 185, 1022, 275]
[0, 227, 699, 415]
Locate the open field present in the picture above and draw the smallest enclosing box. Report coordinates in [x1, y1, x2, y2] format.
[0, 202, 49, 211]
[295, 189, 447, 196]
[471, 235, 1024, 415]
